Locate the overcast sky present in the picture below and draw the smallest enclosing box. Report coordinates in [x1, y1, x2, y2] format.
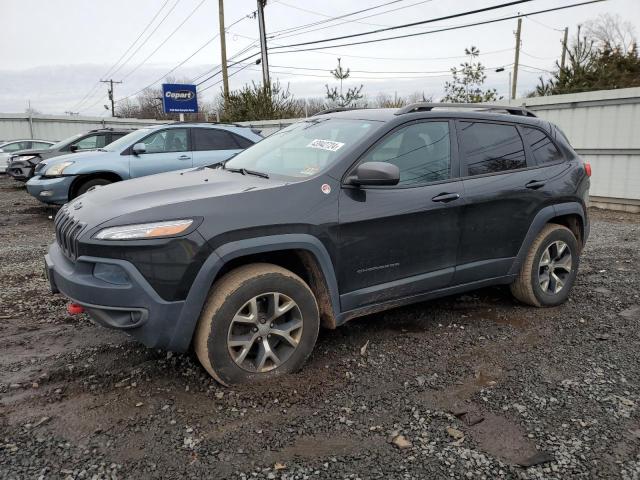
[1, 0, 637, 116]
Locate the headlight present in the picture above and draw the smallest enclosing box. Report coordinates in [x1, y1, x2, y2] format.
[45, 161, 74, 176]
[17, 155, 37, 162]
[94, 219, 194, 240]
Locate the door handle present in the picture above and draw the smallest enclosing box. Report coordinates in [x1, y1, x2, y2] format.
[431, 192, 460, 203]
[525, 180, 546, 189]
[178, 155, 191, 160]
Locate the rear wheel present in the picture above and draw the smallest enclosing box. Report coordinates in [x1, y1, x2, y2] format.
[194, 263, 320, 385]
[72, 177, 113, 199]
[511, 224, 580, 307]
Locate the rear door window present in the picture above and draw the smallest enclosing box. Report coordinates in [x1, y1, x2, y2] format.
[193, 128, 239, 151]
[522, 127, 563, 164]
[32, 141, 53, 149]
[72, 134, 108, 150]
[458, 121, 526, 176]
[2, 141, 31, 152]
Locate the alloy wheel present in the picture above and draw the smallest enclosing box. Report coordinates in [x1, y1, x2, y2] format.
[538, 240, 572, 295]
[227, 292, 303, 373]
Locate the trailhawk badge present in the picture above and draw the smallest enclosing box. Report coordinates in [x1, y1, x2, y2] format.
[321, 184, 331, 194]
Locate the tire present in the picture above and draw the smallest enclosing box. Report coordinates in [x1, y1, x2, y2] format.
[72, 178, 113, 199]
[194, 263, 320, 385]
[510, 223, 580, 307]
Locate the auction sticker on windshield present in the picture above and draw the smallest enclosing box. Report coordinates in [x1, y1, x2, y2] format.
[307, 139, 345, 152]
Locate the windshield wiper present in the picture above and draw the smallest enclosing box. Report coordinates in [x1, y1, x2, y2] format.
[225, 167, 269, 179]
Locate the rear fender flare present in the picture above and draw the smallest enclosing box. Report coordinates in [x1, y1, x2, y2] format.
[508, 202, 586, 276]
[169, 234, 340, 351]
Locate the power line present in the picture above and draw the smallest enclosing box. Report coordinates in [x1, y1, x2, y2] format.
[114, 16, 254, 104]
[270, 0, 534, 50]
[71, 0, 173, 111]
[524, 14, 564, 32]
[269, 0, 407, 36]
[269, 0, 607, 54]
[272, 0, 436, 40]
[198, 62, 256, 93]
[107, 0, 183, 79]
[230, 29, 515, 61]
[119, 0, 208, 82]
[239, 62, 516, 80]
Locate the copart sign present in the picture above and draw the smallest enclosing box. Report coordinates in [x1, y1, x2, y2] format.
[162, 83, 198, 113]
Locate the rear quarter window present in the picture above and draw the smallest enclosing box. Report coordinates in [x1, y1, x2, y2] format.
[522, 126, 564, 164]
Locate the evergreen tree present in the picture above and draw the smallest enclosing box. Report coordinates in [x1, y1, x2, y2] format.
[441, 47, 499, 103]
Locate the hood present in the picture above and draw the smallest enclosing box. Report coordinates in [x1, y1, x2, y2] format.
[10, 147, 53, 157]
[68, 167, 286, 228]
[9, 148, 64, 164]
[38, 150, 106, 170]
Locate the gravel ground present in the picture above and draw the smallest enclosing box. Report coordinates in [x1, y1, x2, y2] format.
[1, 174, 639, 480]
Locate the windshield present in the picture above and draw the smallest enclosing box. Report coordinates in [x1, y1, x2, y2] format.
[102, 128, 153, 152]
[49, 133, 84, 150]
[224, 118, 380, 179]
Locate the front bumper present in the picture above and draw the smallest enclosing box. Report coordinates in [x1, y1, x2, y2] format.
[45, 242, 198, 351]
[26, 175, 75, 204]
[7, 160, 35, 181]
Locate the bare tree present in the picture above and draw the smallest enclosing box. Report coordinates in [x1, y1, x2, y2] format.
[583, 13, 637, 52]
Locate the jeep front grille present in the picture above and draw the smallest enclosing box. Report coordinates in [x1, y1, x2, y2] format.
[54, 207, 86, 260]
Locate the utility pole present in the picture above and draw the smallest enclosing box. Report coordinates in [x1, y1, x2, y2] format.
[511, 17, 522, 100]
[257, 0, 270, 90]
[560, 27, 569, 79]
[218, 0, 229, 100]
[100, 79, 122, 117]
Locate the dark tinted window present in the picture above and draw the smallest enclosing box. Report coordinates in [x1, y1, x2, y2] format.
[522, 127, 563, 164]
[459, 122, 526, 176]
[230, 132, 254, 149]
[361, 121, 451, 186]
[193, 128, 239, 151]
[110, 132, 129, 143]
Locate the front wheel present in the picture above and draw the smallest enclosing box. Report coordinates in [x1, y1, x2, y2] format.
[511, 224, 580, 307]
[72, 177, 113, 199]
[194, 263, 320, 385]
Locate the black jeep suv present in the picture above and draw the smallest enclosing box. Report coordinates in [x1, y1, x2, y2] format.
[45, 104, 590, 384]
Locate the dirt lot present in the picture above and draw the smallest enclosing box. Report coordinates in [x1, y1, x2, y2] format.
[1, 175, 639, 480]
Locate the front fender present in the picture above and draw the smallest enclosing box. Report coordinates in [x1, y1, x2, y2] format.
[167, 234, 340, 352]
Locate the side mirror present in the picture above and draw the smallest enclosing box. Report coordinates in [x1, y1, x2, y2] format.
[132, 142, 147, 155]
[69, 145, 79, 152]
[348, 161, 400, 186]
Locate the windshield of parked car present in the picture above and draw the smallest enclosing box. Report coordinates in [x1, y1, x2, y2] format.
[223, 118, 380, 179]
[49, 133, 85, 150]
[102, 128, 153, 152]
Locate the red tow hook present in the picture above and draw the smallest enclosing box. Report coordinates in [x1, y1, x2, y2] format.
[67, 303, 85, 315]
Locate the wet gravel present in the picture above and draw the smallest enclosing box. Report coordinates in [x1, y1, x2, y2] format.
[1, 175, 639, 479]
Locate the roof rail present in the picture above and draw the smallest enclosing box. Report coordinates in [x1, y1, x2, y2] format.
[312, 107, 360, 116]
[395, 102, 537, 118]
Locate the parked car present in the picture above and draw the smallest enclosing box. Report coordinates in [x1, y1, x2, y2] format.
[7, 128, 134, 181]
[26, 123, 261, 204]
[0, 139, 54, 173]
[44, 104, 590, 384]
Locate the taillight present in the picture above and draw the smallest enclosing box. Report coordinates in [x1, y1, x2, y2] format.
[585, 162, 592, 177]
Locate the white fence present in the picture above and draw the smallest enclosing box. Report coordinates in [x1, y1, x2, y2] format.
[0, 113, 167, 142]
